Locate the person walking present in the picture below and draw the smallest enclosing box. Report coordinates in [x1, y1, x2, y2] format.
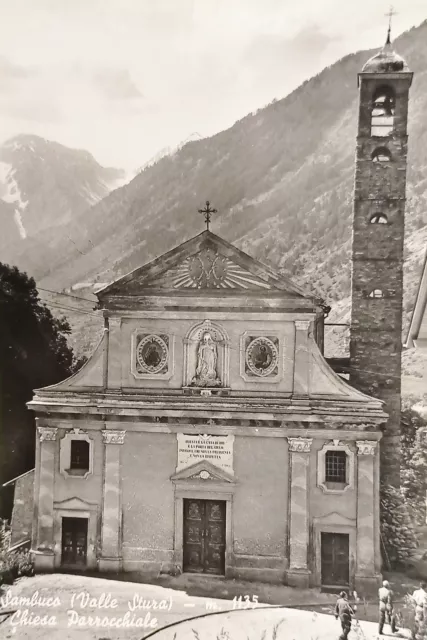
[410, 582, 427, 640]
[335, 591, 355, 640]
[378, 580, 398, 635]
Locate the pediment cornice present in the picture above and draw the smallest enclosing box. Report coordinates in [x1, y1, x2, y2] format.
[170, 460, 235, 484]
[53, 496, 99, 511]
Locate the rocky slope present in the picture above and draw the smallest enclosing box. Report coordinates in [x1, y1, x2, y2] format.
[0, 134, 126, 278]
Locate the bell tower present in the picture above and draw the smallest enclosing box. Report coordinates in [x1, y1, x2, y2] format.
[349, 32, 413, 486]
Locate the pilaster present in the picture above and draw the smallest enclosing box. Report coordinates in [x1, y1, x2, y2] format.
[34, 427, 57, 571]
[107, 316, 122, 390]
[286, 437, 312, 587]
[293, 320, 311, 397]
[355, 440, 381, 593]
[99, 429, 126, 571]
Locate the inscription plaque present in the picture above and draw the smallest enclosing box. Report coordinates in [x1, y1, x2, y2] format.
[176, 433, 234, 473]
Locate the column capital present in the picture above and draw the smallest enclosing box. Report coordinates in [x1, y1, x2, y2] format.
[108, 316, 122, 328]
[288, 437, 312, 453]
[38, 427, 58, 442]
[102, 430, 126, 445]
[294, 320, 311, 331]
[356, 440, 377, 456]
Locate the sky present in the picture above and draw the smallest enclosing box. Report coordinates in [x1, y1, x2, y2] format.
[0, 0, 425, 171]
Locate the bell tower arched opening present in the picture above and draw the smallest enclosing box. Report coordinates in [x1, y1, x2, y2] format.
[371, 85, 395, 137]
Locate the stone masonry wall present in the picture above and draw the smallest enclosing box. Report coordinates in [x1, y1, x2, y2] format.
[350, 73, 412, 486]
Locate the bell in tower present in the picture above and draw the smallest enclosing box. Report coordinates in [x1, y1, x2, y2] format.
[349, 30, 413, 487]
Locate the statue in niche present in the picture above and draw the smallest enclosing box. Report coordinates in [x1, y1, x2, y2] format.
[191, 332, 222, 387]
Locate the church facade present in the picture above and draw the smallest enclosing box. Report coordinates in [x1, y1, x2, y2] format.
[29, 230, 386, 593]
[26, 35, 413, 593]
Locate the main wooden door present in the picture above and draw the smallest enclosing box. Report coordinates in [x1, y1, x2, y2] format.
[61, 517, 88, 566]
[183, 499, 226, 575]
[321, 533, 349, 587]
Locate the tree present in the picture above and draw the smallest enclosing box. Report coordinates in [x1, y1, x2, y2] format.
[401, 408, 427, 525]
[0, 263, 75, 517]
[380, 483, 418, 567]
[380, 408, 427, 568]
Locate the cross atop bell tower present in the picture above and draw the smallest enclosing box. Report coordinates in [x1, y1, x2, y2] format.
[349, 33, 413, 487]
[385, 6, 397, 44]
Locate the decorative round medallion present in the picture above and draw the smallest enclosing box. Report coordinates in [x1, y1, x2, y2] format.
[245, 337, 278, 377]
[136, 335, 168, 374]
[200, 471, 210, 480]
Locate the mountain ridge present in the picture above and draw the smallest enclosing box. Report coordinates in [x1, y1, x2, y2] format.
[0, 133, 126, 278]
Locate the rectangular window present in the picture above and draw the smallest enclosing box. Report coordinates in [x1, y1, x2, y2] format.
[325, 450, 347, 483]
[70, 440, 90, 471]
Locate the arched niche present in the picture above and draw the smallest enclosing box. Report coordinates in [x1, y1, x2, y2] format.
[183, 320, 230, 388]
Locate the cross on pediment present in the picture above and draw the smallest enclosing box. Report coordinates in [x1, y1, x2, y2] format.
[198, 201, 217, 231]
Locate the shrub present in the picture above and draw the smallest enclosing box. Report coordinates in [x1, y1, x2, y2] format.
[401, 409, 427, 526]
[0, 520, 34, 585]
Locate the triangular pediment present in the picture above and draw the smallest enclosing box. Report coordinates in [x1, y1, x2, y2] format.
[313, 511, 356, 527]
[170, 460, 235, 483]
[97, 231, 311, 298]
[53, 496, 99, 511]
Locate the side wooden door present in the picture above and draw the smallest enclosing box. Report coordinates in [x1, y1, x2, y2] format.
[61, 517, 88, 566]
[321, 532, 350, 587]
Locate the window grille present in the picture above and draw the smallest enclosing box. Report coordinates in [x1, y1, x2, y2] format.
[325, 450, 347, 483]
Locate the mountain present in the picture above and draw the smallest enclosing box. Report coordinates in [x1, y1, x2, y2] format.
[134, 133, 203, 176]
[0, 134, 126, 278]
